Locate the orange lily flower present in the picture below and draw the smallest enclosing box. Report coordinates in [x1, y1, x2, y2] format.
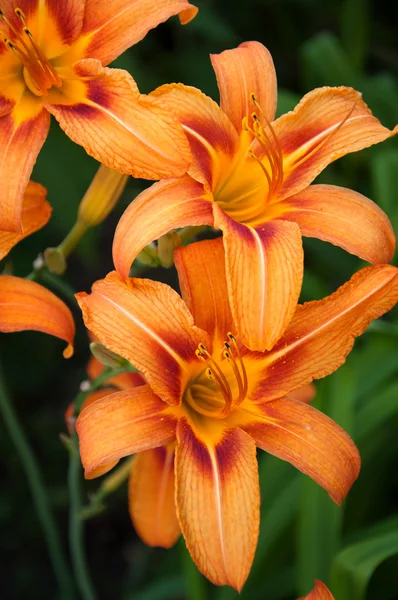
[299, 580, 335, 600]
[113, 41, 397, 351]
[0, 0, 198, 233]
[76, 239, 398, 589]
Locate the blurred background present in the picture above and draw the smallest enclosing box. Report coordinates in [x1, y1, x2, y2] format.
[1, 0, 398, 598]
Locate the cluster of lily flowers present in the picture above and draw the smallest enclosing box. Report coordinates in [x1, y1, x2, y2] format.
[1, 1, 398, 598]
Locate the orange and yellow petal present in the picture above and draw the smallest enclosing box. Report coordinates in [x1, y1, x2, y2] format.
[273, 86, 397, 200]
[76, 386, 178, 478]
[0, 275, 74, 357]
[175, 418, 260, 591]
[81, 0, 198, 66]
[175, 238, 235, 345]
[214, 206, 304, 351]
[151, 83, 239, 189]
[210, 41, 277, 133]
[288, 383, 316, 404]
[280, 184, 396, 264]
[243, 397, 360, 505]
[0, 181, 51, 260]
[46, 61, 191, 180]
[299, 580, 335, 600]
[252, 265, 398, 402]
[0, 106, 50, 232]
[129, 446, 180, 549]
[76, 271, 209, 405]
[113, 176, 213, 280]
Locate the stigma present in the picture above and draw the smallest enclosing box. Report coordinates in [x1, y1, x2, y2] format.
[0, 7, 62, 96]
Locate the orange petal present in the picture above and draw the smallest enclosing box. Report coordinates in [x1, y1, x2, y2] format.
[113, 175, 213, 280]
[0, 181, 51, 260]
[0, 275, 74, 357]
[252, 265, 398, 402]
[82, 0, 198, 65]
[65, 388, 112, 434]
[87, 355, 146, 390]
[175, 418, 260, 591]
[210, 41, 277, 133]
[0, 107, 50, 232]
[280, 184, 396, 264]
[243, 397, 360, 505]
[175, 238, 235, 344]
[46, 61, 192, 180]
[76, 271, 209, 405]
[151, 83, 239, 188]
[214, 206, 304, 351]
[299, 580, 335, 600]
[129, 446, 180, 548]
[76, 386, 178, 478]
[288, 383, 316, 404]
[274, 86, 398, 199]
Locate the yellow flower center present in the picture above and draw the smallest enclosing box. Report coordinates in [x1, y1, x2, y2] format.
[0, 7, 62, 96]
[184, 333, 248, 420]
[213, 94, 284, 225]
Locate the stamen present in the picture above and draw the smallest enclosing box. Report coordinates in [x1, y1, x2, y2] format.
[227, 333, 248, 402]
[224, 344, 245, 406]
[248, 148, 273, 190]
[14, 8, 26, 22]
[196, 345, 232, 413]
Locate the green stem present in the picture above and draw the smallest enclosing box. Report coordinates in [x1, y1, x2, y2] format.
[68, 430, 97, 600]
[181, 540, 207, 600]
[41, 271, 77, 306]
[58, 221, 88, 258]
[0, 365, 75, 600]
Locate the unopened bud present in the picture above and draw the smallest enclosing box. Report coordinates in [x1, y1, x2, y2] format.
[44, 247, 67, 275]
[78, 165, 129, 227]
[89, 342, 126, 369]
[158, 230, 181, 268]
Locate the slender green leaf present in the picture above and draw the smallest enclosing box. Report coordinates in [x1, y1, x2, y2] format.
[341, 0, 370, 70]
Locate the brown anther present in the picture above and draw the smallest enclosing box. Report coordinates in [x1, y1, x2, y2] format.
[15, 8, 26, 22]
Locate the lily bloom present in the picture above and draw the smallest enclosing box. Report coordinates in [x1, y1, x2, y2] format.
[113, 41, 397, 352]
[300, 580, 334, 600]
[76, 238, 398, 589]
[0, 0, 198, 233]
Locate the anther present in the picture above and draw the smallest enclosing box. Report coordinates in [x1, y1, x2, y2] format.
[15, 8, 26, 22]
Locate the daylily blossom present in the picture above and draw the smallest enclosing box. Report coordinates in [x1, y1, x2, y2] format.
[299, 580, 335, 600]
[0, 0, 198, 233]
[113, 41, 397, 351]
[76, 238, 398, 589]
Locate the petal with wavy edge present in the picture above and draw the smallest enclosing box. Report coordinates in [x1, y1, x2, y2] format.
[211, 41, 277, 133]
[76, 386, 178, 477]
[0, 181, 51, 260]
[273, 86, 398, 200]
[0, 106, 49, 232]
[113, 176, 213, 280]
[129, 446, 179, 548]
[251, 265, 398, 402]
[175, 237, 235, 345]
[214, 205, 303, 351]
[280, 184, 396, 264]
[76, 272, 209, 405]
[0, 276, 74, 357]
[175, 418, 259, 591]
[46, 61, 191, 180]
[299, 580, 335, 600]
[243, 397, 359, 505]
[151, 83, 239, 188]
[81, 0, 198, 65]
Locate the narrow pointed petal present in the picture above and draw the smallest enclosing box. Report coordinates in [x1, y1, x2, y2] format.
[211, 41, 277, 132]
[288, 384, 316, 404]
[113, 176, 213, 280]
[274, 87, 398, 199]
[0, 181, 51, 260]
[214, 206, 303, 351]
[299, 580, 335, 600]
[76, 386, 178, 478]
[129, 446, 179, 548]
[243, 398, 360, 505]
[0, 108, 50, 232]
[280, 184, 395, 264]
[82, 0, 198, 65]
[46, 62, 191, 180]
[175, 238, 235, 343]
[252, 265, 398, 402]
[76, 272, 209, 405]
[175, 418, 260, 591]
[0, 276, 74, 357]
[151, 83, 239, 188]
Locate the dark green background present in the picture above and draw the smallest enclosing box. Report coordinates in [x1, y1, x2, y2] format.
[1, 0, 398, 598]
